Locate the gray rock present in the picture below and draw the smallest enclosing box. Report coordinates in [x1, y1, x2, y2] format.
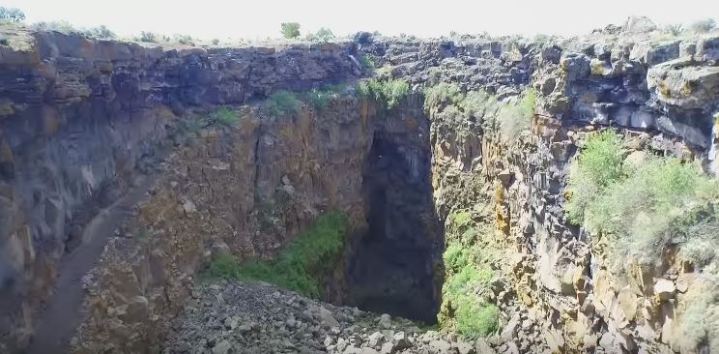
[212, 340, 232, 354]
[379, 314, 392, 329]
[367, 332, 386, 349]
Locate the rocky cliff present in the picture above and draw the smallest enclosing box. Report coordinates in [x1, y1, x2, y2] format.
[0, 18, 718, 354]
[0, 26, 364, 352]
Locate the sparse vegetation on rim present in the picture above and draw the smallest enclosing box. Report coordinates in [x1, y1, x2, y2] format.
[565, 130, 719, 272]
[356, 78, 411, 109]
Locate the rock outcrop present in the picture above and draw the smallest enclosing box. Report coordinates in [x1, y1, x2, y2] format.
[0, 26, 363, 352]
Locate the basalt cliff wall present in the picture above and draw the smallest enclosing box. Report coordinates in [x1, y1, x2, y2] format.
[0, 19, 718, 354]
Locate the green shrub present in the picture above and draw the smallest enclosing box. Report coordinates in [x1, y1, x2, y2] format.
[139, 31, 158, 43]
[312, 28, 335, 43]
[83, 25, 116, 39]
[565, 131, 719, 269]
[210, 107, 239, 126]
[0, 7, 24, 23]
[565, 130, 625, 224]
[173, 34, 194, 45]
[498, 88, 536, 142]
[459, 91, 499, 120]
[455, 299, 499, 337]
[206, 212, 348, 298]
[265, 90, 302, 116]
[444, 244, 471, 273]
[281, 22, 301, 39]
[304, 85, 347, 110]
[424, 83, 463, 111]
[359, 54, 375, 71]
[678, 276, 719, 353]
[664, 24, 685, 36]
[356, 79, 410, 109]
[32, 21, 78, 34]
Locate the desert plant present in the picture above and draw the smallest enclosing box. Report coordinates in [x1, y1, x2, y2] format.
[359, 54, 375, 71]
[498, 88, 536, 142]
[173, 34, 194, 45]
[565, 131, 719, 271]
[690, 18, 717, 33]
[565, 130, 625, 224]
[664, 24, 685, 36]
[678, 275, 719, 353]
[424, 83, 463, 111]
[206, 212, 348, 298]
[210, 107, 239, 126]
[313, 27, 335, 43]
[455, 299, 499, 337]
[83, 25, 116, 39]
[0, 7, 25, 23]
[356, 79, 410, 109]
[139, 31, 158, 43]
[32, 21, 78, 34]
[280, 22, 301, 39]
[265, 90, 302, 116]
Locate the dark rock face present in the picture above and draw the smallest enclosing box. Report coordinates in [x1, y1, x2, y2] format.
[347, 98, 443, 323]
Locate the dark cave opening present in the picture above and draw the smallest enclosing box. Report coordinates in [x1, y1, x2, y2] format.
[346, 120, 444, 324]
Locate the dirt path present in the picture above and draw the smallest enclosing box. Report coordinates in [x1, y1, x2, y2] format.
[25, 175, 156, 354]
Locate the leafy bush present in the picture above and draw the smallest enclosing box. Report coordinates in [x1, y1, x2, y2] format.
[678, 275, 719, 353]
[498, 88, 536, 142]
[265, 90, 302, 116]
[83, 25, 116, 39]
[0, 7, 24, 23]
[305, 85, 347, 110]
[565, 130, 625, 224]
[690, 18, 717, 33]
[356, 79, 410, 109]
[459, 91, 499, 120]
[455, 300, 499, 337]
[424, 83, 463, 111]
[312, 28, 335, 43]
[443, 244, 471, 273]
[440, 208, 499, 338]
[206, 212, 348, 297]
[32, 21, 78, 34]
[173, 34, 194, 45]
[210, 107, 239, 126]
[565, 130, 719, 269]
[281, 22, 301, 39]
[139, 31, 158, 43]
[664, 24, 685, 36]
[359, 54, 375, 71]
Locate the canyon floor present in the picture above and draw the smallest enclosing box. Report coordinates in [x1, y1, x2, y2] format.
[165, 281, 500, 354]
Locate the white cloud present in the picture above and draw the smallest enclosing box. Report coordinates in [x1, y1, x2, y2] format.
[3, 0, 717, 39]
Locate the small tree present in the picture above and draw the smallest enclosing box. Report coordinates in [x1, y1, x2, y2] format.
[314, 27, 335, 43]
[0, 7, 25, 23]
[280, 22, 301, 39]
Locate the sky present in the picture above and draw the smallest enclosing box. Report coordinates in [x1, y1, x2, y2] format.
[4, 0, 718, 40]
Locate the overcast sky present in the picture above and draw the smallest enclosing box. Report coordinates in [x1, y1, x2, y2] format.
[4, 0, 718, 40]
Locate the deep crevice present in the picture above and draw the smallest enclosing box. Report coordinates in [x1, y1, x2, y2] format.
[346, 106, 444, 324]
